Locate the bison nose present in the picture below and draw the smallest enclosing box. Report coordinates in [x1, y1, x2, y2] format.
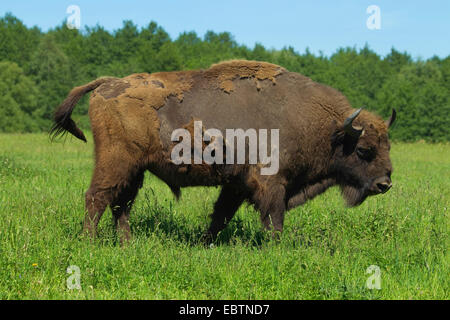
[377, 182, 392, 194]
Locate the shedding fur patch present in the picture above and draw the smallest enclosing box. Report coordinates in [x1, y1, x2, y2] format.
[119, 71, 194, 109]
[204, 60, 286, 93]
[98, 80, 131, 99]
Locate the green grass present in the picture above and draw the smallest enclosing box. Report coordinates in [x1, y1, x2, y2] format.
[0, 133, 448, 299]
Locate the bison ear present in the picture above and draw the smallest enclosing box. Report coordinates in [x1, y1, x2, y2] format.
[386, 109, 396, 128]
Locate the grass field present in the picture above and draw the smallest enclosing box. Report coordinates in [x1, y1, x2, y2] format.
[0, 133, 448, 299]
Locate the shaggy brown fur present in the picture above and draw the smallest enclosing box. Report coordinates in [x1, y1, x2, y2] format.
[51, 60, 396, 243]
[204, 60, 285, 93]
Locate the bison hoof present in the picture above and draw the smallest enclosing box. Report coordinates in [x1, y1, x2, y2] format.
[200, 231, 217, 246]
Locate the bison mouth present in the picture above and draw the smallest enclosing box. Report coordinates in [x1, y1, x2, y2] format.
[340, 184, 369, 207]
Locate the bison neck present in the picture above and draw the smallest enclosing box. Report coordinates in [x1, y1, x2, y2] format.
[286, 176, 336, 210]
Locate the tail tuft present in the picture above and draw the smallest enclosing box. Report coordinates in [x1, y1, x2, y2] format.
[50, 77, 117, 142]
[50, 115, 87, 142]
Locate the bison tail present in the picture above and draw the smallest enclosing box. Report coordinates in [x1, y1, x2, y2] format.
[50, 77, 117, 142]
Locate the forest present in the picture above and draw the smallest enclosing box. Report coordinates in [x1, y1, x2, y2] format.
[0, 13, 448, 141]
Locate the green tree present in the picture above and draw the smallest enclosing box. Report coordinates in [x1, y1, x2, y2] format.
[0, 13, 41, 71]
[325, 46, 386, 112]
[377, 61, 449, 141]
[28, 35, 73, 128]
[0, 61, 38, 132]
[137, 22, 174, 72]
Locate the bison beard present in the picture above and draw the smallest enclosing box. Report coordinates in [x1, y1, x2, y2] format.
[340, 184, 369, 207]
[50, 60, 395, 243]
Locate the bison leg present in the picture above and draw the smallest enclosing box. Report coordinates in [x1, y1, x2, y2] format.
[83, 186, 111, 239]
[203, 185, 247, 243]
[111, 171, 144, 244]
[83, 148, 142, 240]
[253, 183, 286, 237]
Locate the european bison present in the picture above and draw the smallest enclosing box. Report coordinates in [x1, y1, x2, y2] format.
[51, 60, 396, 243]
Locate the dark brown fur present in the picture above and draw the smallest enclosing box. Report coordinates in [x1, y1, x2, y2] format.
[51, 60, 395, 243]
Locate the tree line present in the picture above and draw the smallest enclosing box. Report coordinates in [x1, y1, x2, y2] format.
[0, 13, 448, 141]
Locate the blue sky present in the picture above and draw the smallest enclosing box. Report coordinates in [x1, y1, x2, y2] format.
[1, 0, 449, 59]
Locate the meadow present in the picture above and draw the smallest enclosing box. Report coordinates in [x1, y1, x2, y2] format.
[0, 133, 448, 299]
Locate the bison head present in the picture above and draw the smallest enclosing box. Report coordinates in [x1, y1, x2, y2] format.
[331, 108, 396, 207]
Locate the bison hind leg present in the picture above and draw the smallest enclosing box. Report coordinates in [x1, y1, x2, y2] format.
[111, 170, 145, 244]
[83, 186, 111, 239]
[83, 146, 145, 242]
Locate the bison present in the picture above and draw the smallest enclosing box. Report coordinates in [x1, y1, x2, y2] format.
[51, 60, 396, 243]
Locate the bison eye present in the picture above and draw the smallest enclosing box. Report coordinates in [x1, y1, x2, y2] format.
[356, 147, 374, 160]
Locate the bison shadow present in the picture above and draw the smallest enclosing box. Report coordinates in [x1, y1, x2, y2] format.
[129, 190, 268, 247]
[130, 210, 268, 247]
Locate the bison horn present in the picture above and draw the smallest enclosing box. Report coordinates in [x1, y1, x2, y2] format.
[343, 108, 363, 138]
[386, 108, 396, 128]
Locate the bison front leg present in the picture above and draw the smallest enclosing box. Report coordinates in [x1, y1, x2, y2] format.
[252, 182, 286, 238]
[202, 185, 247, 244]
